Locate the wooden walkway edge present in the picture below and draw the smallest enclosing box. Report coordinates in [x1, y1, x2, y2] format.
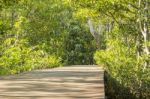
[0, 65, 105, 99]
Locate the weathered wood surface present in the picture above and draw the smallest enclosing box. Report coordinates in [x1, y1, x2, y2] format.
[0, 65, 105, 99]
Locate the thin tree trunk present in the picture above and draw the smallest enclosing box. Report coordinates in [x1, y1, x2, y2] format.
[138, 0, 149, 98]
[138, 0, 150, 69]
[88, 18, 101, 49]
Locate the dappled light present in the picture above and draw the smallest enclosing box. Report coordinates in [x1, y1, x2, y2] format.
[0, 65, 104, 99]
[0, 0, 149, 99]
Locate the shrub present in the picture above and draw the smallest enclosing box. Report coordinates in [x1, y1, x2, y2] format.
[94, 39, 150, 99]
[0, 38, 62, 75]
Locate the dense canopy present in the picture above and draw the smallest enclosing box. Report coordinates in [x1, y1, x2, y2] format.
[0, 0, 149, 99]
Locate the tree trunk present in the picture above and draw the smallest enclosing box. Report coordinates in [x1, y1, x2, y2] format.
[139, 0, 150, 69]
[88, 18, 101, 49]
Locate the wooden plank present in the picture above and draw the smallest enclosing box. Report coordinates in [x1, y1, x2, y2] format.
[0, 65, 105, 99]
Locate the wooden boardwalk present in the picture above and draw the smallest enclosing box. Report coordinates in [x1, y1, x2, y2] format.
[0, 65, 105, 99]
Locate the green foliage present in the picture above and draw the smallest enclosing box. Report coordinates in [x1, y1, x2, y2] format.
[94, 34, 150, 98]
[75, 0, 150, 98]
[0, 0, 95, 75]
[1, 1, 149, 99]
[64, 21, 96, 65]
[0, 37, 62, 75]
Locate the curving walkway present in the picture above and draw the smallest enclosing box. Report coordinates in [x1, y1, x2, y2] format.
[0, 65, 105, 99]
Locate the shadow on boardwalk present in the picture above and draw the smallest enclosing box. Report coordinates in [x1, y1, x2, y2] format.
[0, 65, 105, 99]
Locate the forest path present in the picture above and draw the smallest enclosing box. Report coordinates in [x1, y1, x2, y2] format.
[0, 65, 105, 99]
